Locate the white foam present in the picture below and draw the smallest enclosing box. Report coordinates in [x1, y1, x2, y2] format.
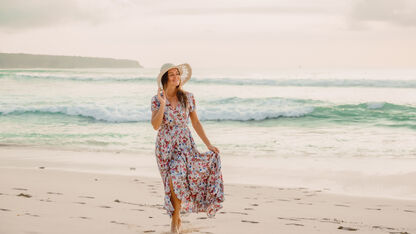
[366, 102, 385, 109]
[0, 105, 149, 123]
[0, 97, 315, 122]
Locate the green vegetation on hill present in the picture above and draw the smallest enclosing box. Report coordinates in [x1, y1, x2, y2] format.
[0, 53, 142, 68]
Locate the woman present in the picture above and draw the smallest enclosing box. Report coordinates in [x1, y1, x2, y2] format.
[150, 63, 225, 233]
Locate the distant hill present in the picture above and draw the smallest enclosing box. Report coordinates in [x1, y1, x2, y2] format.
[0, 53, 142, 68]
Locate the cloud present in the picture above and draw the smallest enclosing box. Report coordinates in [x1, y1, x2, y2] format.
[0, 0, 109, 32]
[349, 0, 416, 28]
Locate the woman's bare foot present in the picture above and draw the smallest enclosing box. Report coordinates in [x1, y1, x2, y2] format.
[171, 218, 180, 234]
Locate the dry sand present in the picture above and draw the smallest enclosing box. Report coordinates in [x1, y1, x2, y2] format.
[0, 147, 415, 234]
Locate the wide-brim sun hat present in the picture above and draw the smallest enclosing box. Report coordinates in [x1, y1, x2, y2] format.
[157, 63, 192, 89]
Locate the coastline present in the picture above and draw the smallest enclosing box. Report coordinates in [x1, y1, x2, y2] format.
[0, 146, 415, 233]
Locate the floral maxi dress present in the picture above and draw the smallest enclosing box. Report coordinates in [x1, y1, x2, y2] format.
[151, 92, 224, 218]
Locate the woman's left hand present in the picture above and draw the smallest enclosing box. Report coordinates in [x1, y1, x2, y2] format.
[207, 144, 220, 154]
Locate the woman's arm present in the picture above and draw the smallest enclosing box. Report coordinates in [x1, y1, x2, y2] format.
[190, 110, 220, 154]
[151, 106, 165, 130]
[151, 88, 166, 130]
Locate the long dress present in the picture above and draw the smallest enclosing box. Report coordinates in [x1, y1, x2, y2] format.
[150, 91, 224, 218]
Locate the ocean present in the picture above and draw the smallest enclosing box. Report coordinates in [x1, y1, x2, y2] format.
[1, 68, 415, 199]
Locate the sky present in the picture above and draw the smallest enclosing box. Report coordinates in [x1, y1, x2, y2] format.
[0, 0, 416, 69]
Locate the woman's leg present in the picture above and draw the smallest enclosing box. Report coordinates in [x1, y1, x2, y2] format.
[169, 177, 182, 233]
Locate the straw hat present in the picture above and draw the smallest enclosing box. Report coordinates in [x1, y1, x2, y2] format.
[157, 63, 192, 89]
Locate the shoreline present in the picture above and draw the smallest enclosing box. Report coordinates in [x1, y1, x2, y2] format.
[1, 145, 416, 201]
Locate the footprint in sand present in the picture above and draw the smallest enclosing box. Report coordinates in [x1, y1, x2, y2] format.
[244, 207, 254, 211]
[79, 216, 91, 220]
[39, 198, 53, 202]
[110, 220, 127, 225]
[98, 205, 111, 208]
[320, 218, 342, 224]
[365, 207, 381, 211]
[47, 192, 63, 195]
[403, 209, 415, 213]
[223, 211, 249, 215]
[131, 208, 145, 211]
[338, 226, 358, 231]
[24, 212, 39, 217]
[143, 230, 155, 233]
[17, 193, 32, 198]
[12, 187, 28, 191]
[334, 204, 350, 207]
[372, 225, 395, 231]
[285, 223, 304, 226]
[277, 217, 300, 222]
[114, 199, 163, 210]
[74, 202, 86, 205]
[0, 208, 11, 212]
[241, 220, 259, 224]
[250, 203, 259, 207]
[79, 195, 95, 199]
[178, 227, 202, 233]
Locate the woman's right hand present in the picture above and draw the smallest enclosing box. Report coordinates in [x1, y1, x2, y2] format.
[157, 87, 166, 107]
[151, 87, 166, 130]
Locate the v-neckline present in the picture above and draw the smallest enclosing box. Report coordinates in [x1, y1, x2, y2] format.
[166, 98, 179, 111]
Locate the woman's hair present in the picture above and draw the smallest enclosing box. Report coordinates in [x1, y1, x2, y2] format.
[161, 68, 188, 110]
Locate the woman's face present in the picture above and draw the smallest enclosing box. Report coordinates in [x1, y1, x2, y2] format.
[167, 68, 181, 88]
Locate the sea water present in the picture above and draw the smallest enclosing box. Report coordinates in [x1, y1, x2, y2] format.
[1, 68, 415, 199]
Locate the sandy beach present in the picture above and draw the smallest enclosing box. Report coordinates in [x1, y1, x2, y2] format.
[0, 146, 415, 234]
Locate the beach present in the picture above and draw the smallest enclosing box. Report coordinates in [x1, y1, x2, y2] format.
[1, 146, 415, 234]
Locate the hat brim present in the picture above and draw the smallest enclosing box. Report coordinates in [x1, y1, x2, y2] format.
[157, 63, 192, 89]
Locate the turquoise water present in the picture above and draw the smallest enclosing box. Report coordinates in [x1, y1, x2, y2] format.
[0, 68, 415, 158]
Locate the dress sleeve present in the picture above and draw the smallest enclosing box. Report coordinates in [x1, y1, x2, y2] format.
[151, 95, 160, 112]
[188, 92, 196, 112]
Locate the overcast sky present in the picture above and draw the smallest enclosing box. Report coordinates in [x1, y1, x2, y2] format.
[0, 0, 415, 69]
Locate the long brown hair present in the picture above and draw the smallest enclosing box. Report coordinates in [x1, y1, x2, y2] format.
[161, 68, 188, 110]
